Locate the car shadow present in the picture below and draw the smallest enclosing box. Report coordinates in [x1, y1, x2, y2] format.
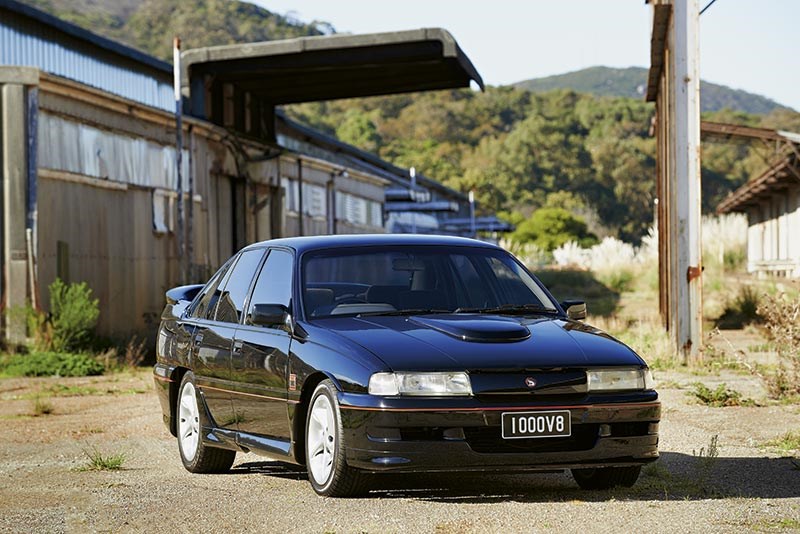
[230, 461, 308, 480]
[230, 452, 800, 502]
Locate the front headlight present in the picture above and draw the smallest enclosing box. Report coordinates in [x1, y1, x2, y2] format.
[587, 368, 653, 391]
[368, 372, 472, 396]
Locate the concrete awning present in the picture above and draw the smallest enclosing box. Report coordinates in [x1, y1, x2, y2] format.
[181, 29, 483, 140]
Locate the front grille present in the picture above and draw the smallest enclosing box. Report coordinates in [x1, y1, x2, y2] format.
[474, 393, 587, 404]
[464, 424, 599, 454]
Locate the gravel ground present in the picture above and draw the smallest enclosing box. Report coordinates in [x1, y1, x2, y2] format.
[0, 367, 799, 534]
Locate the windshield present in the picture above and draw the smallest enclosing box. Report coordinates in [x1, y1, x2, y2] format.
[302, 246, 558, 318]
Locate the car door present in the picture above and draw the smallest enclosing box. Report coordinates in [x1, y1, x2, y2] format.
[201, 247, 267, 430]
[231, 248, 294, 441]
[186, 258, 239, 430]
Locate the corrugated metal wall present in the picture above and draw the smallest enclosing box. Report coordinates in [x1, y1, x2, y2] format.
[0, 10, 173, 111]
[37, 177, 178, 337]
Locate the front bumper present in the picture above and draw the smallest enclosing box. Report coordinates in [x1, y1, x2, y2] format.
[338, 392, 660, 473]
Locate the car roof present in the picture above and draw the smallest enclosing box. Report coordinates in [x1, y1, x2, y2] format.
[241, 234, 500, 255]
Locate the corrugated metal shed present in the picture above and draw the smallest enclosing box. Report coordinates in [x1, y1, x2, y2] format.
[0, 0, 173, 110]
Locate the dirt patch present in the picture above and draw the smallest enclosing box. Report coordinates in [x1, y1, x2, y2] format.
[0, 367, 799, 533]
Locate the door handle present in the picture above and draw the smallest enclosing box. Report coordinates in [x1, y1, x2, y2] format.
[194, 334, 204, 346]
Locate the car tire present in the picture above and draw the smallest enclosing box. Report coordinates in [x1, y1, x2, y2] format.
[305, 379, 369, 497]
[177, 371, 236, 473]
[571, 466, 642, 490]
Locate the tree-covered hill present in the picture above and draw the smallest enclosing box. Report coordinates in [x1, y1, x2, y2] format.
[513, 66, 793, 115]
[19, 0, 330, 60]
[287, 90, 800, 244]
[18, 0, 800, 246]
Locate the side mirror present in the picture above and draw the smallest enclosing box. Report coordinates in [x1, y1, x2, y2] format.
[561, 299, 587, 320]
[249, 303, 291, 329]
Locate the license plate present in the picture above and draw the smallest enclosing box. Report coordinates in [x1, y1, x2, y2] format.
[501, 410, 571, 439]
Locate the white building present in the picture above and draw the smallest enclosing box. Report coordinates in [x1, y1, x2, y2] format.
[718, 151, 800, 278]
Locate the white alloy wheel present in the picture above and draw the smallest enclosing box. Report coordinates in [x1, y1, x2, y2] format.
[178, 381, 200, 461]
[307, 393, 336, 485]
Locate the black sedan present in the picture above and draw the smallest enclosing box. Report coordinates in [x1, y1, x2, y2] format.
[154, 234, 659, 497]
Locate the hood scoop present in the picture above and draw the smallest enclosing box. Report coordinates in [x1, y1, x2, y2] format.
[409, 315, 531, 343]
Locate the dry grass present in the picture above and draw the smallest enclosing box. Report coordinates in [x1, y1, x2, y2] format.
[756, 290, 800, 399]
[590, 315, 677, 369]
[32, 395, 54, 416]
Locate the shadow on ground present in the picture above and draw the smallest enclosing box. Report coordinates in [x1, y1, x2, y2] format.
[231, 461, 308, 480]
[232, 452, 800, 502]
[535, 270, 620, 317]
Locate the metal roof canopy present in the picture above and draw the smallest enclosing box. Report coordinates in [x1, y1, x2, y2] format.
[717, 153, 799, 214]
[181, 29, 484, 141]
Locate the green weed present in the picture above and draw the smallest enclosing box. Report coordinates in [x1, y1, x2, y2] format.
[79, 448, 126, 471]
[689, 383, 755, 407]
[763, 431, 800, 454]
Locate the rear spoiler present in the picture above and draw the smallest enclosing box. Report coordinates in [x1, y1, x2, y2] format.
[165, 284, 204, 305]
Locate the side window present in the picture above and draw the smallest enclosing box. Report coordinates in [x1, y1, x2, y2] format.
[213, 249, 266, 324]
[246, 249, 294, 325]
[191, 261, 231, 319]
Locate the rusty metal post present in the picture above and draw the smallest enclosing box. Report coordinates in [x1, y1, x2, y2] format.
[187, 125, 194, 281]
[672, 0, 703, 360]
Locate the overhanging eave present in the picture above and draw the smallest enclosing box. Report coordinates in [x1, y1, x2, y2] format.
[181, 28, 483, 108]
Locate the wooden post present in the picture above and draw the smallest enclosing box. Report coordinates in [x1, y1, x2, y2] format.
[672, 0, 703, 360]
[174, 37, 185, 284]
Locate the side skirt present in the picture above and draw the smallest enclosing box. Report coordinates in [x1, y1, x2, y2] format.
[202, 427, 298, 464]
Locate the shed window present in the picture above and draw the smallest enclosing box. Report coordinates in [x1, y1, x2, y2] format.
[152, 189, 174, 235]
[281, 177, 327, 218]
[335, 192, 382, 227]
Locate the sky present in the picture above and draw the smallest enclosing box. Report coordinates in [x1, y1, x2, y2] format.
[253, 0, 799, 111]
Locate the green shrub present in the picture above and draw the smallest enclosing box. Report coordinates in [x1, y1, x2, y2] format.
[29, 279, 100, 352]
[510, 207, 598, 251]
[0, 351, 104, 377]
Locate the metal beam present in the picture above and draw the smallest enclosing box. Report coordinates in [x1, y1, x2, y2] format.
[701, 121, 789, 143]
[384, 201, 459, 213]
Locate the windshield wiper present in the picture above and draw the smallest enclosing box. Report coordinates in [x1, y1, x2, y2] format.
[356, 308, 451, 317]
[454, 304, 558, 315]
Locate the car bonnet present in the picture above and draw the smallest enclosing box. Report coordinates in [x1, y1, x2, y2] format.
[314, 314, 644, 371]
